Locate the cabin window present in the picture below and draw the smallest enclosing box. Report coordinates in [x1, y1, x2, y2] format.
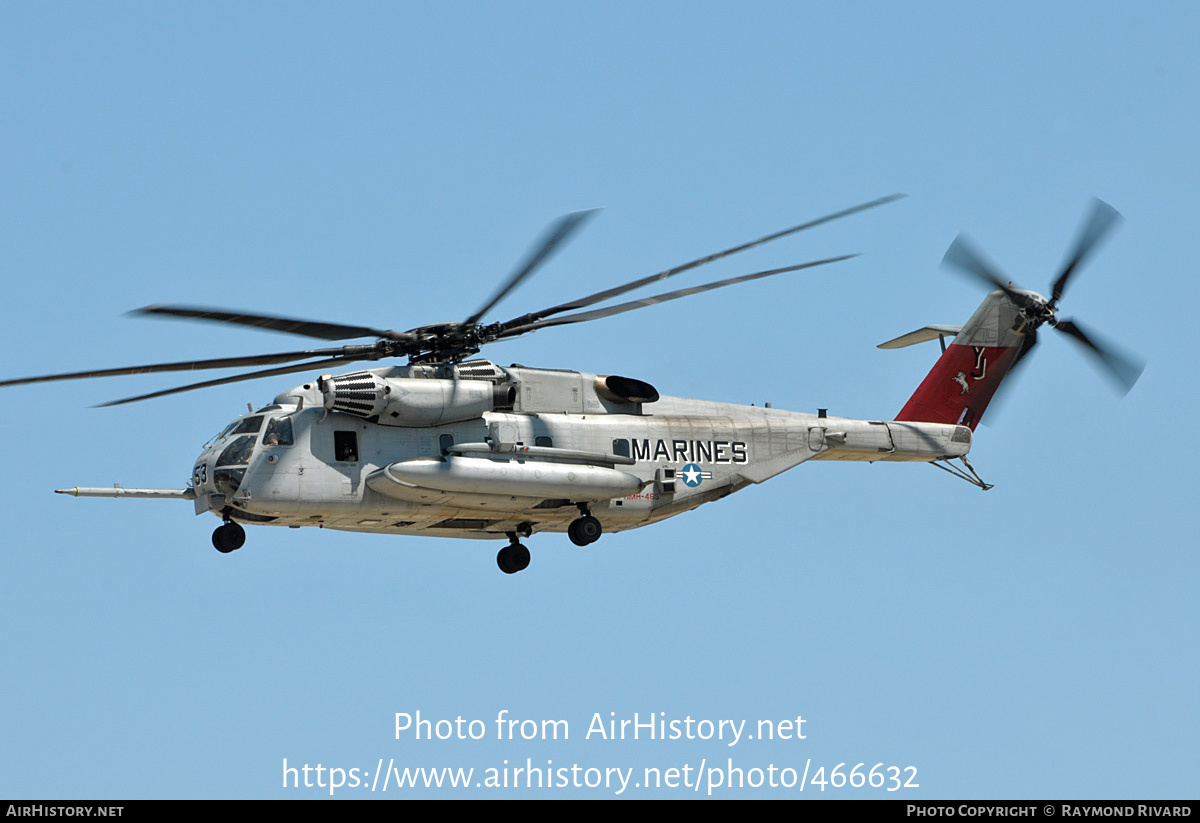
[439, 434, 454, 455]
[334, 431, 359, 462]
[263, 417, 294, 447]
[612, 438, 630, 458]
[535, 435, 553, 448]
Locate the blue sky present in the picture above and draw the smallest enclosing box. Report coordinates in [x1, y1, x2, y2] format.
[1, 2, 1196, 798]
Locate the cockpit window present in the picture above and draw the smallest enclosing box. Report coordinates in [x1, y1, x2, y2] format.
[213, 468, 246, 497]
[205, 421, 236, 446]
[217, 435, 256, 467]
[232, 416, 263, 435]
[263, 416, 294, 447]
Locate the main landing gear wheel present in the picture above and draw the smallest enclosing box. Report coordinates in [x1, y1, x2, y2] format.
[212, 521, 245, 554]
[568, 515, 602, 547]
[497, 540, 531, 574]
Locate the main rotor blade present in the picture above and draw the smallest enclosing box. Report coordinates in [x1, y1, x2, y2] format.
[942, 235, 1035, 309]
[498, 255, 855, 337]
[1050, 198, 1122, 306]
[496, 194, 903, 330]
[0, 346, 375, 389]
[134, 305, 413, 342]
[97, 355, 372, 407]
[1053, 318, 1145, 394]
[463, 208, 600, 326]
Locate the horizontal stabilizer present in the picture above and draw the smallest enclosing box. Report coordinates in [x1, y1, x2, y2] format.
[877, 324, 962, 349]
[56, 486, 195, 499]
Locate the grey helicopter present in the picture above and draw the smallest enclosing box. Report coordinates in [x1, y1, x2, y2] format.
[1, 196, 1142, 573]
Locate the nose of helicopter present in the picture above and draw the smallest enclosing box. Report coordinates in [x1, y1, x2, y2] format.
[191, 416, 253, 501]
[192, 451, 216, 501]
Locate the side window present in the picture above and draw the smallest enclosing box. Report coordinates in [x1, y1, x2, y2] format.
[334, 431, 359, 462]
[439, 434, 454, 455]
[535, 435, 553, 447]
[612, 438, 630, 458]
[263, 417, 294, 447]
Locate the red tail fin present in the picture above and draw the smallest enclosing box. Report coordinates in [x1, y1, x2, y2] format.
[891, 291, 1033, 430]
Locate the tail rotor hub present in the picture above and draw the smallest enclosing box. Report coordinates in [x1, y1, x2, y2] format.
[941, 198, 1144, 396]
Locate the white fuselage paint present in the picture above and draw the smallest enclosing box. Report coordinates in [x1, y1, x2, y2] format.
[189, 364, 971, 541]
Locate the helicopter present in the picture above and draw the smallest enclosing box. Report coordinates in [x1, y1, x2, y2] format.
[1, 196, 1143, 574]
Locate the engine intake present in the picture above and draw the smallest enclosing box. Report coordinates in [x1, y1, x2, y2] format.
[320, 372, 390, 418]
[320, 372, 506, 427]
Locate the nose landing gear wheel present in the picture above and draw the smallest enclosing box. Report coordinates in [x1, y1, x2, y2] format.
[568, 515, 602, 546]
[212, 521, 246, 553]
[497, 542, 531, 574]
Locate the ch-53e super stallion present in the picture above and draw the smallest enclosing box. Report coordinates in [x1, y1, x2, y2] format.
[1, 196, 1142, 574]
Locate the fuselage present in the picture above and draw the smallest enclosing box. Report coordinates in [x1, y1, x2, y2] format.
[190, 361, 972, 541]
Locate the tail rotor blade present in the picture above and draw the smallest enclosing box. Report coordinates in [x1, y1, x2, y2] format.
[1053, 318, 1145, 394]
[942, 235, 1034, 309]
[1050, 199, 1122, 306]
